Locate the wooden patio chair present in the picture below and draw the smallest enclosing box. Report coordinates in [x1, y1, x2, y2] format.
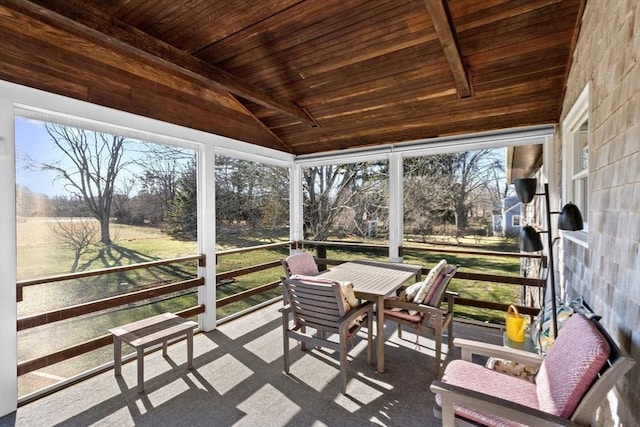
[381, 262, 459, 376]
[430, 313, 635, 426]
[280, 276, 373, 394]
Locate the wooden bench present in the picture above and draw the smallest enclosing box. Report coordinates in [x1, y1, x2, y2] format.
[109, 312, 198, 393]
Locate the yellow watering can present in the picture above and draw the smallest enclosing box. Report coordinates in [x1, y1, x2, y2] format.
[505, 305, 526, 342]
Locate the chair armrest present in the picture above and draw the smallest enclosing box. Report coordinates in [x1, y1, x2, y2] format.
[430, 380, 579, 427]
[279, 305, 291, 314]
[338, 301, 374, 325]
[454, 338, 543, 366]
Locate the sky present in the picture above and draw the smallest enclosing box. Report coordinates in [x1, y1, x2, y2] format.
[15, 117, 67, 196]
[14, 116, 196, 198]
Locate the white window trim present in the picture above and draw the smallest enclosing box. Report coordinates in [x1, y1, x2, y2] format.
[561, 82, 590, 246]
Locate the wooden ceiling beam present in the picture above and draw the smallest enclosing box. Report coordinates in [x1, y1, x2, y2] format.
[6, 0, 319, 127]
[423, 0, 472, 98]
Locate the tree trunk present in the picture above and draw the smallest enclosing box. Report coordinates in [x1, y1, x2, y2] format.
[455, 200, 468, 236]
[71, 248, 80, 273]
[100, 216, 111, 245]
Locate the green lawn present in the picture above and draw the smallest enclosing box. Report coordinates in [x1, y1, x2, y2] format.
[16, 218, 524, 396]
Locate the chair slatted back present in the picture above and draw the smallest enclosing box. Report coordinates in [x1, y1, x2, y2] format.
[284, 278, 345, 335]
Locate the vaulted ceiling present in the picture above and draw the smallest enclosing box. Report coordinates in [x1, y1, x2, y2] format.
[0, 0, 584, 156]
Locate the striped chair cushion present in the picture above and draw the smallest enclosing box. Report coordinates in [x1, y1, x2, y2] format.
[536, 313, 610, 418]
[424, 264, 455, 306]
[437, 360, 539, 427]
[435, 314, 611, 425]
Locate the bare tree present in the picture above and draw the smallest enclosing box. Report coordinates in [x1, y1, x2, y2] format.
[135, 144, 194, 215]
[26, 123, 133, 245]
[404, 149, 504, 238]
[50, 218, 99, 272]
[446, 150, 504, 236]
[303, 162, 387, 240]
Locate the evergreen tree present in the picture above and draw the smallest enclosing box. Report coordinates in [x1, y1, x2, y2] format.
[165, 161, 197, 240]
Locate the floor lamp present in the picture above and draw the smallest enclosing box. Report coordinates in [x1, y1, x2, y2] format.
[514, 178, 584, 338]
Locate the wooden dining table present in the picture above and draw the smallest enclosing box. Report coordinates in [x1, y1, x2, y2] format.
[319, 260, 423, 373]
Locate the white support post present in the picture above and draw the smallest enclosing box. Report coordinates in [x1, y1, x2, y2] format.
[0, 99, 18, 417]
[198, 144, 217, 332]
[388, 153, 403, 262]
[289, 162, 304, 254]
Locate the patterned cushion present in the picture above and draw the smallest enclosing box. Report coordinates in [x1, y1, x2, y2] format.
[399, 281, 423, 302]
[437, 360, 539, 427]
[413, 259, 447, 304]
[531, 296, 601, 355]
[569, 296, 600, 320]
[423, 264, 454, 307]
[392, 281, 425, 315]
[340, 281, 358, 309]
[285, 252, 319, 276]
[486, 357, 538, 383]
[335, 281, 367, 327]
[535, 314, 610, 418]
[530, 298, 573, 354]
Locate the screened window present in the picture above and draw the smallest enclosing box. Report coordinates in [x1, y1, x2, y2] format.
[302, 161, 389, 243]
[14, 115, 198, 398]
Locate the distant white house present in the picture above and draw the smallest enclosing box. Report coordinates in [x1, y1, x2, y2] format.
[492, 196, 522, 237]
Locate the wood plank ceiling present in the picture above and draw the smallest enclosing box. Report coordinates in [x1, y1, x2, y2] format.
[0, 0, 584, 156]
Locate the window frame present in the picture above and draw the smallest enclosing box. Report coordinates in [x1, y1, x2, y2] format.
[561, 83, 590, 246]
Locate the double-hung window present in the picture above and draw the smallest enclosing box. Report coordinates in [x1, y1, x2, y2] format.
[562, 83, 590, 240]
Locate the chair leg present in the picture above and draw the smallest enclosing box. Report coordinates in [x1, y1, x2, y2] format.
[300, 325, 307, 351]
[317, 330, 326, 349]
[397, 322, 402, 339]
[434, 318, 443, 377]
[339, 335, 348, 394]
[446, 295, 455, 348]
[367, 312, 373, 365]
[435, 337, 442, 377]
[282, 321, 290, 375]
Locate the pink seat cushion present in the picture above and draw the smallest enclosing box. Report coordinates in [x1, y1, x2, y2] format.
[285, 252, 319, 276]
[437, 360, 539, 427]
[382, 308, 422, 326]
[535, 313, 610, 418]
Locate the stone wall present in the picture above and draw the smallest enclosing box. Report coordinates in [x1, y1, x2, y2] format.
[557, 0, 639, 424]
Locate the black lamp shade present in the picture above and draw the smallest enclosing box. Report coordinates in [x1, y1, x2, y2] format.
[520, 225, 544, 252]
[514, 178, 538, 203]
[558, 202, 584, 231]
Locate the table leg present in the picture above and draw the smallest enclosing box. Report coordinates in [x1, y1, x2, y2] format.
[137, 347, 144, 393]
[376, 295, 385, 373]
[113, 336, 122, 376]
[162, 340, 168, 357]
[187, 329, 194, 370]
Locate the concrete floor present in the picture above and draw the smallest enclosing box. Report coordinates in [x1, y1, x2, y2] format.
[1, 303, 503, 427]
